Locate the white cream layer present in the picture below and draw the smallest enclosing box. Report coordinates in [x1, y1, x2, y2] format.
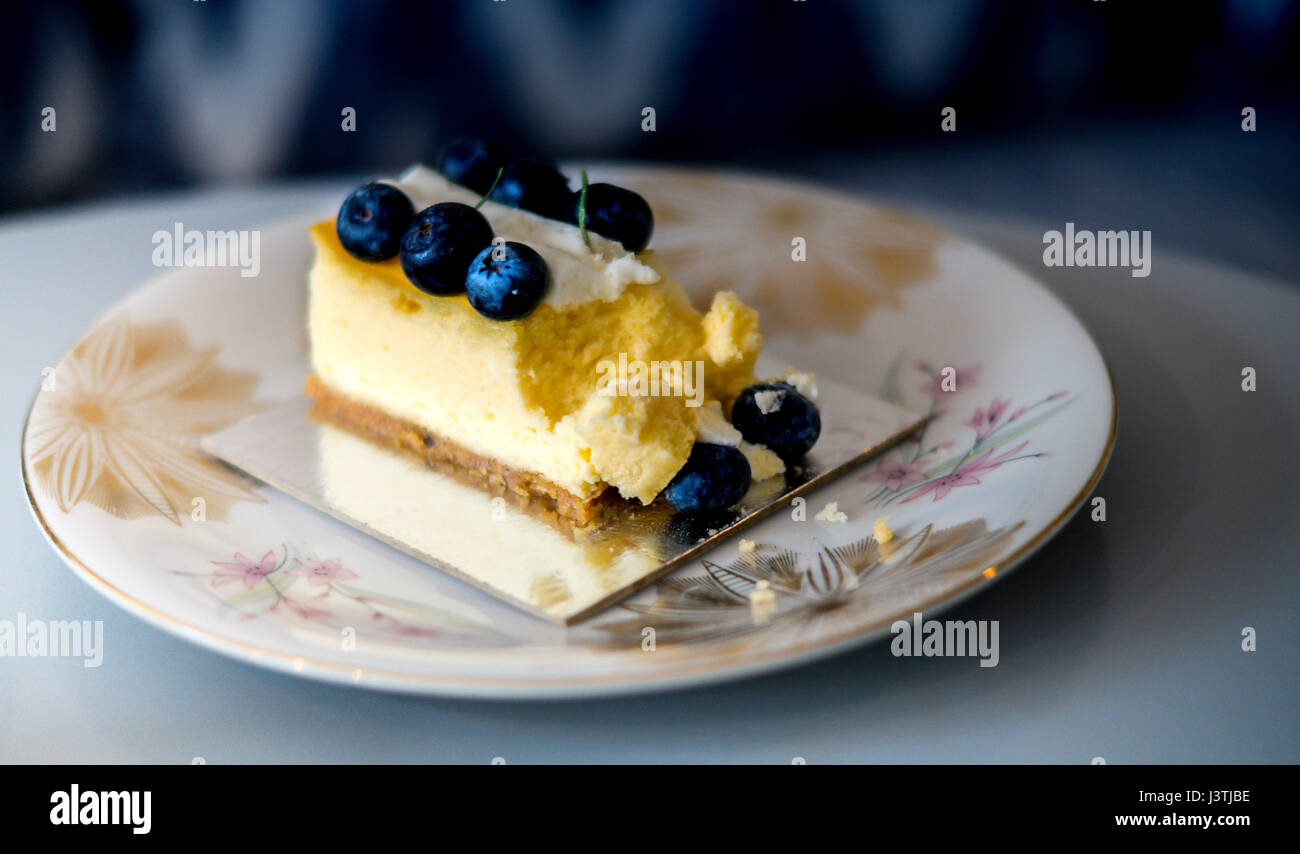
[387, 165, 660, 308]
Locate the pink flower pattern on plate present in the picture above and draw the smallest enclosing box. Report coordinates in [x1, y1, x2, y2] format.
[965, 397, 1011, 440]
[210, 551, 279, 589]
[902, 441, 1030, 503]
[864, 357, 1072, 508]
[178, 545, 504, 646]
[861, 460, 928, 491]
[289, 558, 359, 587]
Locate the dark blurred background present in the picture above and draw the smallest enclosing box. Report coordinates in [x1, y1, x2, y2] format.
[1, 0, 1297, 278]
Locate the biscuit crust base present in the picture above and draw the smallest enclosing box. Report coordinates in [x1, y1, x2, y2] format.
[305, 374, 617, 527]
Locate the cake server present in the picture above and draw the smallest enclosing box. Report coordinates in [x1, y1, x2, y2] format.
[200, 357, 925, 625]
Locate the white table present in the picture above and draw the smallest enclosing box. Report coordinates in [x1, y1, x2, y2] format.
[1, 183, 1295, 763]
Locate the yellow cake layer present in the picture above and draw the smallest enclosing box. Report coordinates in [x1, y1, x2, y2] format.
[307, 221, 764, 503]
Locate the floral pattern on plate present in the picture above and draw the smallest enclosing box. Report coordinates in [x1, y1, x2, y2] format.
[176, 544, 510, 646]
[27, 314, 265, 524]
[597, 518, 1023, 649]
[861, 358, 1073, 508]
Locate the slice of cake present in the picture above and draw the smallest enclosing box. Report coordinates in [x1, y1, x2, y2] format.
[307, 153, 820, 526]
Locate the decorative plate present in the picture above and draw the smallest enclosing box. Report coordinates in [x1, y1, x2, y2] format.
[21, 167, 1115, 698]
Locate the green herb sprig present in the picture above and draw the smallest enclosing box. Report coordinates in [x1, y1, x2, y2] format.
[576, 169, 593, 250]
[474, 167, 504, 210]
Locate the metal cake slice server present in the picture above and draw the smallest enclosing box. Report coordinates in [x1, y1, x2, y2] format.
[201, 357, 925, 624]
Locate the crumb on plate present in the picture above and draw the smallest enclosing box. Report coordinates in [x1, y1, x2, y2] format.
[814, 501, 848, 523]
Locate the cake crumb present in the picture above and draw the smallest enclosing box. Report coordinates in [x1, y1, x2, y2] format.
[873, 517, 894, 544]
[814, 501, 848, 523]
[754, 389, 783, 414]
[749, 580, 776, 624]
[783, 367, 819, 400]
[738, 538, 757, 554]
[740, 440, 785, 480]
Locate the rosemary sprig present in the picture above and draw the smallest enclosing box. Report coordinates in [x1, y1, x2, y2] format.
[577, 169, 592, 250]
[474, 167, 504, 210]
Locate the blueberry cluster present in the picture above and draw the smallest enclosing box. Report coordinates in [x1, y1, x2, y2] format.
[333, 140, 658, 321]
[438, 140, 654, 252]
[336, 182, 548, 321]
[663, 383, 822, 513]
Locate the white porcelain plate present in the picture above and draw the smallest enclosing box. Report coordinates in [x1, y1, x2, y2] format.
[22, 167, 1115, 698]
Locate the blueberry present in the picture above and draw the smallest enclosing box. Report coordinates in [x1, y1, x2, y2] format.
[437, 140, 507, 195]
[662, 443, 752, 513]
[399, 203, 494, 295]
[336, 182, 415, 261]
[576, 183, 654, 252]
[465, 241, 549, 320]
[489, 160, 571, 220]
[730, 382, 821, 461]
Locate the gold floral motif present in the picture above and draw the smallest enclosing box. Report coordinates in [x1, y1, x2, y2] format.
[596, 518, 1023, 649]
[640, 171, 943, 337]
[27, 314, 265, 525]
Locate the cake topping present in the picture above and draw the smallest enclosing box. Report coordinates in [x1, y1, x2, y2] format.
[398, 202, 494, 295]
[574, 180, 654, 252]
[754, 389, 783, 414]
[335, 175, 556, 322]
[394, 166, 658, 307]
[731, 381, 822, 461]
[465, 241, 550, 321]
[575, 169, 595, 250]
[782, 368, 819, 400]
[691, 400, 743, 446]
[689, 401, 786, 482]
[436, 140, 507, 195]
[489, 160, 572, 221]
[436, 140, 653, 252]
[336, 182, 414, 261]
[662, 442, 752, 513]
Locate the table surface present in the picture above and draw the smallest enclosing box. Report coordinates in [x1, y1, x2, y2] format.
[1, 181, 1296, 764]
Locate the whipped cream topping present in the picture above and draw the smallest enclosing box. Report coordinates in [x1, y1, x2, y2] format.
[691, 400, 742, 446]
[691, 401, 786, 480]
[387, 165, 660, 308]
[782, 368, 819, 400]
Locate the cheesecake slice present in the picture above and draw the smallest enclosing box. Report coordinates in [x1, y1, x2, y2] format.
[307, 166, 785, 525]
